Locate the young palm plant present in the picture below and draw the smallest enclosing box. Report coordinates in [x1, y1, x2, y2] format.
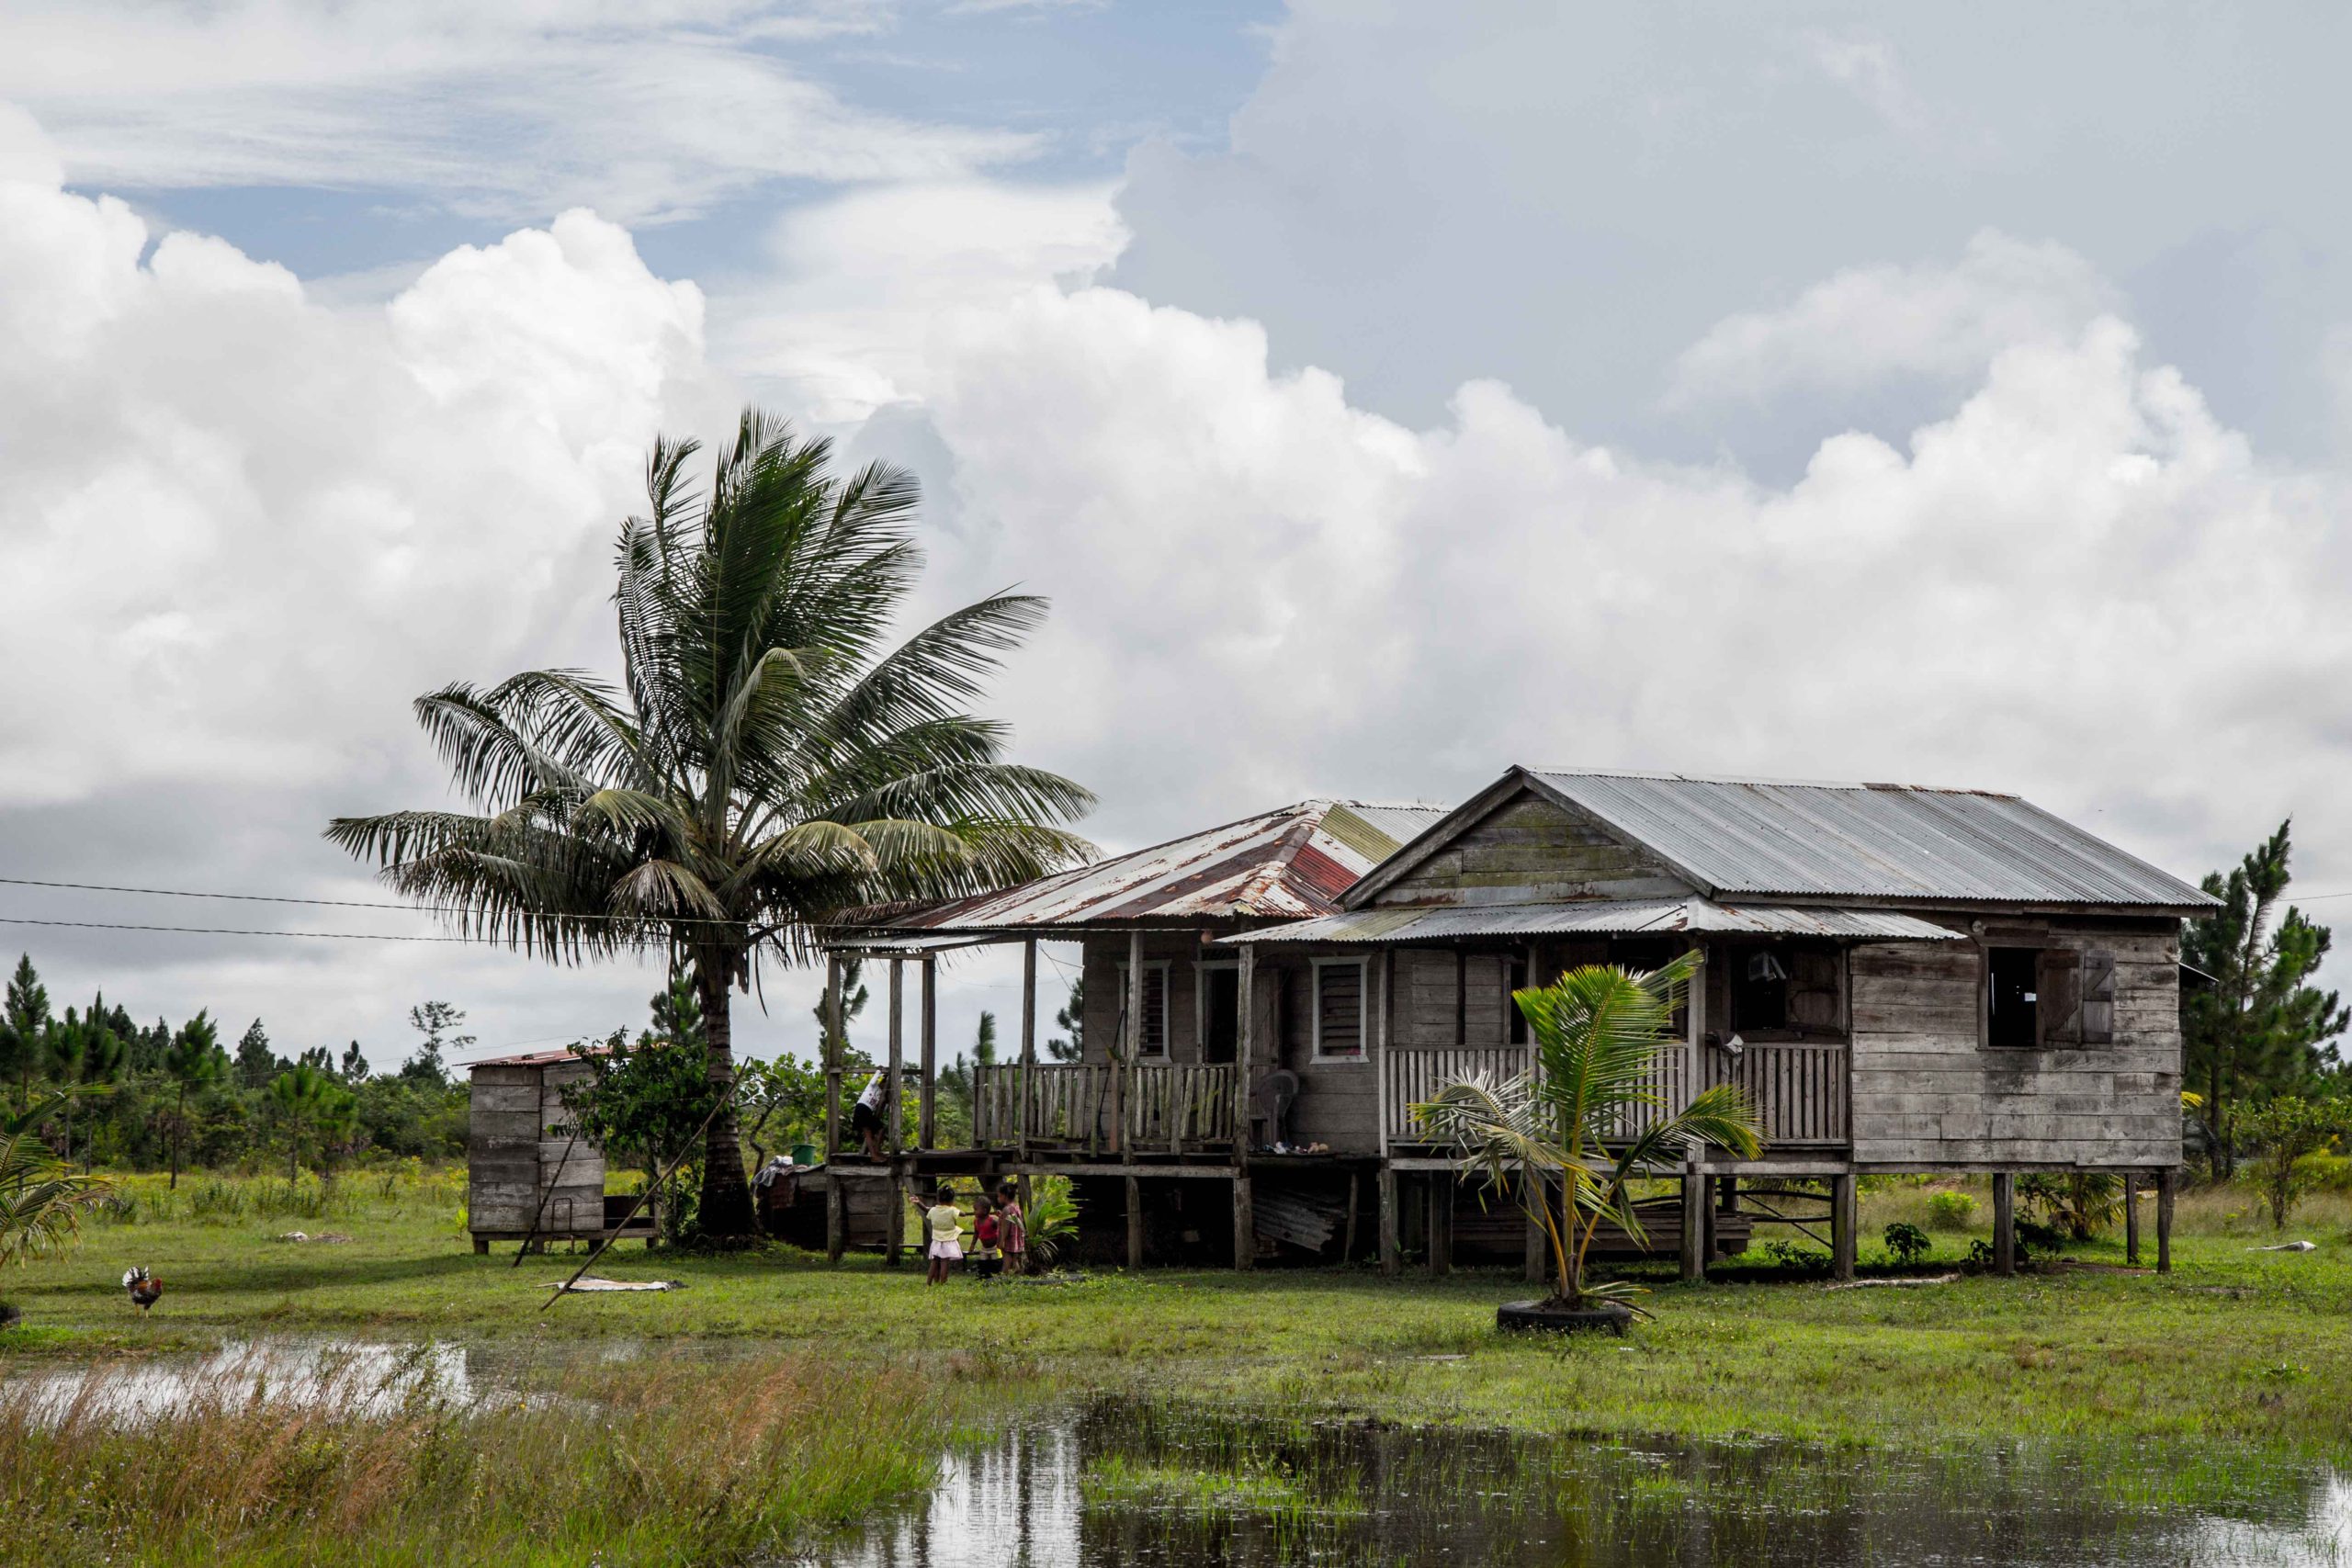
[1412, 953, 1762, 1316]
[329, 411, 1093, 1237]
[0, 1092, 106, 1269]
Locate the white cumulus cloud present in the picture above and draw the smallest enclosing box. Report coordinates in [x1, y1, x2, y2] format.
[1666, 230, 2120, 408]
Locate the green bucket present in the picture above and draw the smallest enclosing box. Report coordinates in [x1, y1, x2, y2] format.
[791, 1143, 819, 1168]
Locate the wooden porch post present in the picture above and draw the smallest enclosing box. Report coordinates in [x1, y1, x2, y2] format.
[1426, 1176, 1453, 1278]
[824, 1177, 845, 1264]
[1376, 1165, 1399, 1277]
[1115, 929, 1142, 1157]
[1234, 942, 1256, 1271]
[886, 958, 905, 1268]
[919, 954, 937, 1151]
[1830, 1172, 1858, 1281]
[1125, 1172, 1143, 1270]
[1679, 1161, 1707, 1281]
[1992, 1172, 2017, 1276]
[823, 952, 843, 1158]
[2155, 1168, 2175, 1274]
[1019, 939, 1037, 1165]
[2122, 1171, 2140, 1265]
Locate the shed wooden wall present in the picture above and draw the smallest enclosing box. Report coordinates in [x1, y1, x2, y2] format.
[1373, 788, 1691, 908]
[467, 1061, 606, 1238]
[1849, 920, 2181, 1169]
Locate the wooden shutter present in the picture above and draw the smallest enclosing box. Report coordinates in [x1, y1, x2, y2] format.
[1317, 964, 1364, 1057]
[2079, 950, 2116, 1044]
[2037, 949, 2084, 1046]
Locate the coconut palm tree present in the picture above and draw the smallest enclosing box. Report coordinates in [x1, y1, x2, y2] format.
[328, 411, 1093, 1236]
[1412, 954, 1764, 1316]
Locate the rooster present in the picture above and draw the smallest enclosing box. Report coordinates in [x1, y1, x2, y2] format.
[121, 1267, 162, 1313]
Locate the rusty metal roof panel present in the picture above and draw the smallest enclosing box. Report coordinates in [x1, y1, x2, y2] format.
[846, 799, 1452, 934]
[1526, 771, 2216, 911]
[1226, 899, 1963, 945]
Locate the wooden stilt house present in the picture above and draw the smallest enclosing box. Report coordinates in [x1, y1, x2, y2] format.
[825, 767, 2215, 1280]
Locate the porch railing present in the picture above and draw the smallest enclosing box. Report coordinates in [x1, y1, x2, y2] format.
[1385, 1040, 1849, 1150]
[972, 1061, 1237, 1154]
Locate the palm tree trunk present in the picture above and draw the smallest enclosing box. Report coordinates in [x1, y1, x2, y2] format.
[170, 1086, 183, 1190]
[694, 953, 756, 1239]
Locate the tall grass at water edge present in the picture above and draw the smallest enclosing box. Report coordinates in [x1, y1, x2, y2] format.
[0, 1348, 952, 1567]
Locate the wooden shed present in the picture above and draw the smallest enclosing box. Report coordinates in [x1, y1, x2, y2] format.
[466, 1047, 653, 1253]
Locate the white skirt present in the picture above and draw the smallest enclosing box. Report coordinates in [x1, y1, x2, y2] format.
[928, 1237, 963, 1260]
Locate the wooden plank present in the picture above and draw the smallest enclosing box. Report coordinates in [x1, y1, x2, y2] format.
[1679, 1166, 1706, 1280]
[2156, 1167, 2175, 1274]
[1233, 1174, 1255, 1270]
[888, 959, 903, 1158]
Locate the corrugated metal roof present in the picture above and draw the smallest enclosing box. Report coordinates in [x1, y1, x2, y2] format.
[1225, 898, 1963, 945]
[467, 1044, 608, 1070]
[841, 799, 1451, 935]
[1524, 771, 2218, 911]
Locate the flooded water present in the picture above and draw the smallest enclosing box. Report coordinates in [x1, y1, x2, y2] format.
[818, 1400, 2351, 1568]
[0, 1336, 653, 1425]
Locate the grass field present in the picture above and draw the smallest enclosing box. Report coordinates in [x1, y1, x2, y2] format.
[6, 1168, 2349, 1463]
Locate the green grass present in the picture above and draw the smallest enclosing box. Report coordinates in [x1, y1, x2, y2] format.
[6, 1171, 2351, 1464]
[0, 1345, 968, 1567]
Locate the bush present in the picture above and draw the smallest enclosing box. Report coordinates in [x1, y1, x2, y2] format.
[1760, 1240, 1831, 1277]
[1882, 1222, 1930, 1266]
[1925, 1190, 1976, 1231]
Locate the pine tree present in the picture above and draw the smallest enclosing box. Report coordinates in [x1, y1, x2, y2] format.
[163, 1011, 225, 1189]
[401, 1001, 472, 1087]
[1045, 977, 1085, 1063]
[234, 1020, 277, 1090]
[2183, 820, 2349, 1177]
[339, 1042, 369, 1082]
[0, 955, 50, 1111]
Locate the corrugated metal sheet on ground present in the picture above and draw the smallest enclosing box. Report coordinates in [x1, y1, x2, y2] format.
[1526, 771, 2216, 909]
[1225, 898, 1963, 945]
[841, 799, 1450, 934]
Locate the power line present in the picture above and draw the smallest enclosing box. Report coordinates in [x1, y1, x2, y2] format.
[0, 916, 478, 942]
[0, 875, 746, 929]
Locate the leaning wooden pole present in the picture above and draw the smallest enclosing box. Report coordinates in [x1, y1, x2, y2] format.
[1233, 941, 1257, 1271]
[543, 1095, 728, 1310]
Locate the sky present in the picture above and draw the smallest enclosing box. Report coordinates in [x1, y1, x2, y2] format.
[2, 1, 2349, 1074]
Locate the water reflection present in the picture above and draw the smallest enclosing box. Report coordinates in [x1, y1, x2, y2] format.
[822, 1401, 2351, 1568]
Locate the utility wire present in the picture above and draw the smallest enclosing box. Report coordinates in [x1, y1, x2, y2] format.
[0, 916, 478, 942]
[0, 875, 749, 929]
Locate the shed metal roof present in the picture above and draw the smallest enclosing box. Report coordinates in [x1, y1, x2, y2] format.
[1500, 770, 2215, 912]
[1224, 898, 1962, 946]
[836, 798, 1451, 937]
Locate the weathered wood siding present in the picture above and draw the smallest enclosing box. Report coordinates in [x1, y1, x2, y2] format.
[1080, 936, 1205, 1064]
[467, 1060, 605, 1238]
[1375, 788, 1692, 908]
[1849, 921, 2181, 1169]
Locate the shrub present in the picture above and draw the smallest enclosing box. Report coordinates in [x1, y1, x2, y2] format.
[1882, 1222, 1930, 1266]
[1760, 1240, 1831, 1278]
[1925, 1190, 1976, 1231]
[2237, 1096, 2350, 1231]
